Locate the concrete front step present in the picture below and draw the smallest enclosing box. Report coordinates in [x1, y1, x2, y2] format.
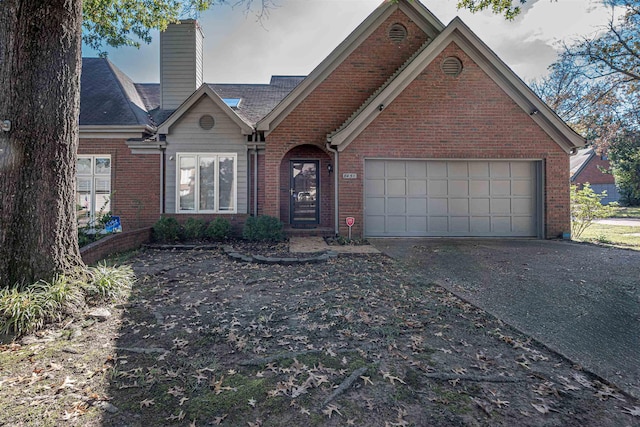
[284, 226, 335, 237]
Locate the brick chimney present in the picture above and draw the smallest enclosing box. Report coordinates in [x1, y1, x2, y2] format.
[160, 19, 204, 110]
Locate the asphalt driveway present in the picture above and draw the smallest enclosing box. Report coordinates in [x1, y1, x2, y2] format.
[371, 238, 640, 399]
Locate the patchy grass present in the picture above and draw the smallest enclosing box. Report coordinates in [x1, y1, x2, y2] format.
[609, 206, 640, 218]
[578, 223, 640, 249]
[0, 248, 638, 426]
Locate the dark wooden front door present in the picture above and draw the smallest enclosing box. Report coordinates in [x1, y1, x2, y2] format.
[290, 160, 319, 225]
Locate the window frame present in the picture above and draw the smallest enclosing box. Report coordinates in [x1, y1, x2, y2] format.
[76, 154, 112, 226]
[176, 153, 238, 214]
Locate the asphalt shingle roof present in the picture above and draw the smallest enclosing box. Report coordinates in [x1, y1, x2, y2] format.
[81, 60, 304, 129]
[80, 58, 153, 127]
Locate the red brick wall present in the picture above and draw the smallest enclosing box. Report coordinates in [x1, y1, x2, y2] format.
[80, 227, 152, 265]
[338, 43, 571, 238]
[79, 139, 161, 230]
[574, 156, 614, 185]
[264, 10, 429, 223]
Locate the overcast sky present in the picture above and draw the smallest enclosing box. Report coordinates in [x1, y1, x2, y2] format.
[82, 0, 612, 85]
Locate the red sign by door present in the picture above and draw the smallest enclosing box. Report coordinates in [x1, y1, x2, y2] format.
[345, 217, 355, 227]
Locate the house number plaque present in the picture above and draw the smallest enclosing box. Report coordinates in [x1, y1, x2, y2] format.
[342, 173, 357, 179]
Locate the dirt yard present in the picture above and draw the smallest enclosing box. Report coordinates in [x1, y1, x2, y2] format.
[1, 244, 638, 426]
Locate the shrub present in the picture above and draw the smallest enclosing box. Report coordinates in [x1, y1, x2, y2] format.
[242, 215, 286, 242]
[153, 216, 181, 242]
[571, 183, 616, 239]
[83, 263, 135, 305]
[182, 218, 207, 240]
[0, 275, 84, 336]
[206, 217, 232, 241]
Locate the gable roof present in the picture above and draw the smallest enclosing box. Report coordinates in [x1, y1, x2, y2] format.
[256, 0, 444, 133]
[570, 147, 596, 181]
[80, 58, 153, 128]
[157, 84, 254, 135]
[327, 17, 585, 153]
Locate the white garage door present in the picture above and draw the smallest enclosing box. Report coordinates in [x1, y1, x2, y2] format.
[365, 160, 538, 237]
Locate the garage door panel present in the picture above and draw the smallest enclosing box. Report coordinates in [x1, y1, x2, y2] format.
[429, 198, 448, 215]
[490, 162, 511, 178]
[387, 179, 406, 195]
[470, 198, 490, 214]
[470, 180, 489, 196]
[387, 161, 406, 176]
[387, 216, 407, 232]
[408, 216, 427, 232]
[408, 180, 427, 195]
[428, 216, 448, 233]
[449, 180, 469, 196]
[491, 217, 511, 233]
[450, 198, 469, 215]
[366, 215, 385, 234]
[491, 180, 511, 195]
[387, 198, 406, 214]
[512, 180, 533, 196]
[365, 160, 537, 237]
[511, 162, 532, 177]
[512, 198, 533, 214]
[450, 217, 470, 232]
[469, 161, 489, 177]
[367, 197, 385, 213]
[407, 198, 427, 215]
[407, 162, 427, 177]
[470, 217, 491, 233]
[491, 198, 511, 214]
[365, 160, 384, 176]
[428, 180, 448, 196]
[366, 179, 385, 195]
[428, 162, 447, 177]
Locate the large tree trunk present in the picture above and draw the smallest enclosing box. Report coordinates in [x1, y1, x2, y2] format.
[0, 0, 84, 286]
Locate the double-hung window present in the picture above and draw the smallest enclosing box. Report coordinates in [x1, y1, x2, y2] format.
[77, 155, 111, 226]
[177, 153, 236, 213]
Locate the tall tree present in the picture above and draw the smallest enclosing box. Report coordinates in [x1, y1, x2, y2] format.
[532, 0, 640, 149]
[0, 0, 84, 286]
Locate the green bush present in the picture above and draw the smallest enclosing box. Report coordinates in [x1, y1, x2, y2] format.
[0, 265, 136, 336]
[83, 263, 135, 305]
[153, 216, 181, 242]
[242, 215, 286, 242]
[206, 217, 232, 241]
[182, 218, 207, 240]
[571, 183, 616, 239]
[0, 275, 84, 336]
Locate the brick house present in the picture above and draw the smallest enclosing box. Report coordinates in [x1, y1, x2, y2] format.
[79, 0, 584, 239]
[570, 148, 619, 205]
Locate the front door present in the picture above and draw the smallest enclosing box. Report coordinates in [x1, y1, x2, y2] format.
[290, 160, 319, 225]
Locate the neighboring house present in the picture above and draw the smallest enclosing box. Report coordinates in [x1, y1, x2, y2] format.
[79, 0, 584, 239]
[570, 147, 619, 205]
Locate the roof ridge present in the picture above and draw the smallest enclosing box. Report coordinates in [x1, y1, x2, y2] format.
[327, 38, 433, 140]
[104, 59, 153, 127]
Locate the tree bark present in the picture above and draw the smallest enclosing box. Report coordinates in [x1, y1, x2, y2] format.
[0, 0, 84, 286]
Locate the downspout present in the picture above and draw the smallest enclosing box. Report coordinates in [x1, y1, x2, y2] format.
[326, 143, 339, 235]
[158, 133, 165, 215]
[253, 143, 258, 217]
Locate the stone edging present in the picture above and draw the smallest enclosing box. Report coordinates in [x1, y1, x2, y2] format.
[222, 245, 338, 264]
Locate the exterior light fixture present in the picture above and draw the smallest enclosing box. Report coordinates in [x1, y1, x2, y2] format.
[327, 163, 333, 174]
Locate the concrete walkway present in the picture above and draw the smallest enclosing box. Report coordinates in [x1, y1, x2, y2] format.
[289, 236, 380, 254]
[594, 218, 640, 227]
[371, 238, 640, 399]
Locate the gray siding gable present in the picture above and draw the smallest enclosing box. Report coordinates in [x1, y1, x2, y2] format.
[164, 96, 249, 214]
